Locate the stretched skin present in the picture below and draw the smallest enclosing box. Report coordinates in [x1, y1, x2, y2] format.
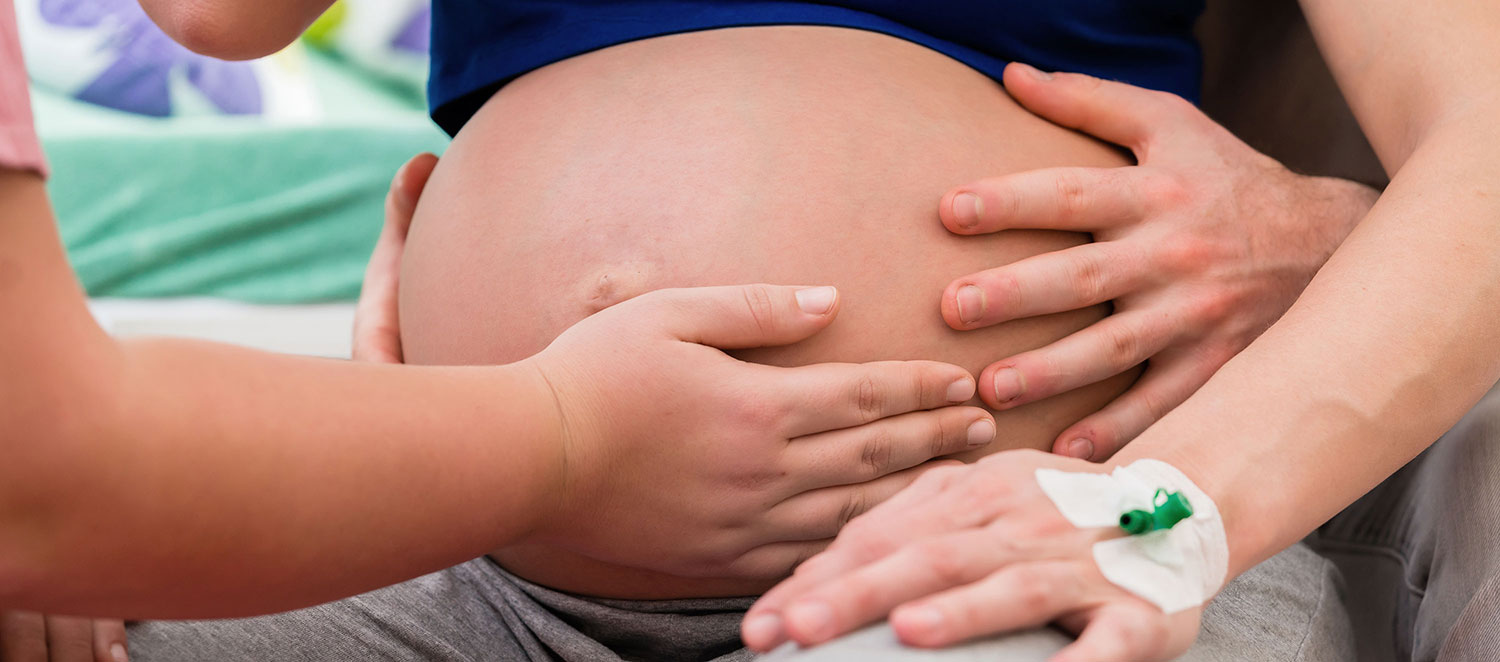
[399, 26, 1139, 599]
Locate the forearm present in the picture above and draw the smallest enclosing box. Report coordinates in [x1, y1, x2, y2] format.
[0, 173, 563, 617]
[1113, 109, 1500, 576]
[65, 342, 557, 617]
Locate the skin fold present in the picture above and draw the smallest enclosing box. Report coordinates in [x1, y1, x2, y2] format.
[398, 26, 1139, 598]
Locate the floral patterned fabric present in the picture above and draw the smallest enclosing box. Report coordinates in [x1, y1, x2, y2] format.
[21, 0, 263, 117]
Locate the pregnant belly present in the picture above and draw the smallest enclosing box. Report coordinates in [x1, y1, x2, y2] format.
[399, 26, 1137, 599]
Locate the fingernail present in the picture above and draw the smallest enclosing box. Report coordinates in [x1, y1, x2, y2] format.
[1067, 438, 1094, 460]
[966, 419, 996, 447]
[1014, 62, 1053, 81]
[955, 285, 986, 324]
[743, 614, 783, 648]
[795, 287, 837, 315]
[992, 368, 1024, 403]
[951, 192, 982, 228]
[787, 601, 835, 641]
[111, 643, 129, 662]
[897, 605, 946, 635]
[946, 378, 975, 403]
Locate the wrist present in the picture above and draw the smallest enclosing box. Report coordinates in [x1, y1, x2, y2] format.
[1298, 175, 1379, 260]
[1107, 436, 1274, 581]
[507, 356, 576, 538]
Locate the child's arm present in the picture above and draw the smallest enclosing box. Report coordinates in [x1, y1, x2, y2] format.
[1, 7, 983, 615]
[0, 170, 983, 618]
[137, 0, 335, 59]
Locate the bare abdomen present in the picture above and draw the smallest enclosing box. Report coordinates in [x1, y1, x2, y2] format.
[399, 26, 1136, 598]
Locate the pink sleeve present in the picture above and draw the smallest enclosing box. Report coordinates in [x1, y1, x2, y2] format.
[0, 0, 46, 178]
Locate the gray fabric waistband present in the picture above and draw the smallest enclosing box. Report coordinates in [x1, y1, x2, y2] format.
[467, 558, 757, 662]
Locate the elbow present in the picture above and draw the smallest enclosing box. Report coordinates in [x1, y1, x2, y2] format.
[139, 0, 299, 60]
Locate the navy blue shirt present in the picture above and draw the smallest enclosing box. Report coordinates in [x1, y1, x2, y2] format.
[429, 1, 1205, 136]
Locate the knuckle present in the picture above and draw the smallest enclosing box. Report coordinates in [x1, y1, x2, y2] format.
[1205, 341, 1244, 370]
[919, 543, 968, 584]
[792, 552, 834, 578]
[996, 182, 1023, 223]
[929, 414, 958, 457]
[989, 269, 1025, 313]
[839, 490, 870, 528]
[1115, 611, 1166, 652]
[778, 544, 824, 579]
[1063, 72, 1104, 94]
[839, 579, 880, 612]
[1155, 235, 1228, 275]
[1015, 574, 1054, 612]
[926, 365, 960, 406]
[1153, 91, 1198, 119]
[853, 375, 885, 423]
[914, 464, 962, 491]
[1139, 170, 1191, 208]
[1080, 426, 1122, 458]
[1054, 171, 1090, 219]
[1102, 324, 1143, 366]
[1069, 252, 1110, 304]
[735, 395, 790, 432]
[726, 461, 785, 494]
[741, 286, 780, 336]
[1135, 387, 1175, 421]
[1189, 289, 1237, 324]
[839, 515, 875, 542]
[860, 427, 897, 477]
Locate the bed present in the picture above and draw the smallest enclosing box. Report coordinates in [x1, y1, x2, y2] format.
[35, 46, 449, 357]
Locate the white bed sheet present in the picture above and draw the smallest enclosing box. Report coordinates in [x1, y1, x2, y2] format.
[89, 298, 356, 359]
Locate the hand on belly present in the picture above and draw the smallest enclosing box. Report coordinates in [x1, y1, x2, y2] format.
[397, 26, 1137, 598]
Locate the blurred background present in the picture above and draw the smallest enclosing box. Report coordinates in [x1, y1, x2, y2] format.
[20, 0, 1386, 361]
[21, 0, 446, 357]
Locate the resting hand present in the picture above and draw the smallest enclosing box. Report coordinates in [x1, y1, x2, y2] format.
[941, 63, 1378, 460]
[351, 153, 438, 364]
[526, 285, 996, 579]
[0, 612, 128, 662]
[742, 450, 1200, 661]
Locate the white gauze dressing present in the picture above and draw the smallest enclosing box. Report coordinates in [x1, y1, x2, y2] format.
[1034, 459, 1227, 613]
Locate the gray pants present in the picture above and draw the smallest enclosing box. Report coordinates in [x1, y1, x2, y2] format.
[128, 386, 1500, 662]
[128, 546, 1347, 662]
[1301, 382, 1500, 662]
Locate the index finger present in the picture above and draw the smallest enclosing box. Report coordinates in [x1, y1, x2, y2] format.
[941, 167, 1144, 235]
[775, 360, 976, 437]
[744, 467, 969, 649]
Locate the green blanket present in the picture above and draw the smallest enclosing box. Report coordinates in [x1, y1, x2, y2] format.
[38, 49, 449, 303]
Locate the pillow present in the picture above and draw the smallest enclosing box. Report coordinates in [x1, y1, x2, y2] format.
[17, 0, 319, 119]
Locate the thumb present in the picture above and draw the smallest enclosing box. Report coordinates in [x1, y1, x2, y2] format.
[638, 284, 841, 349]
[390, 152, 439, 225]
[1002, 62, 1196, 153]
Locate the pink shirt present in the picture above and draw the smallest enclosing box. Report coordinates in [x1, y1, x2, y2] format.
[0, 0, 45, 177]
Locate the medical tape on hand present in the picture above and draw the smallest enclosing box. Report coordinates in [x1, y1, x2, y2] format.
[1035, 459, 1227, 613]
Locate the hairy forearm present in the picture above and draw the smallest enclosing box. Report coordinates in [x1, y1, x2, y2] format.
[1113, 109, 1500, 576]
[0, 173, 563, 618]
